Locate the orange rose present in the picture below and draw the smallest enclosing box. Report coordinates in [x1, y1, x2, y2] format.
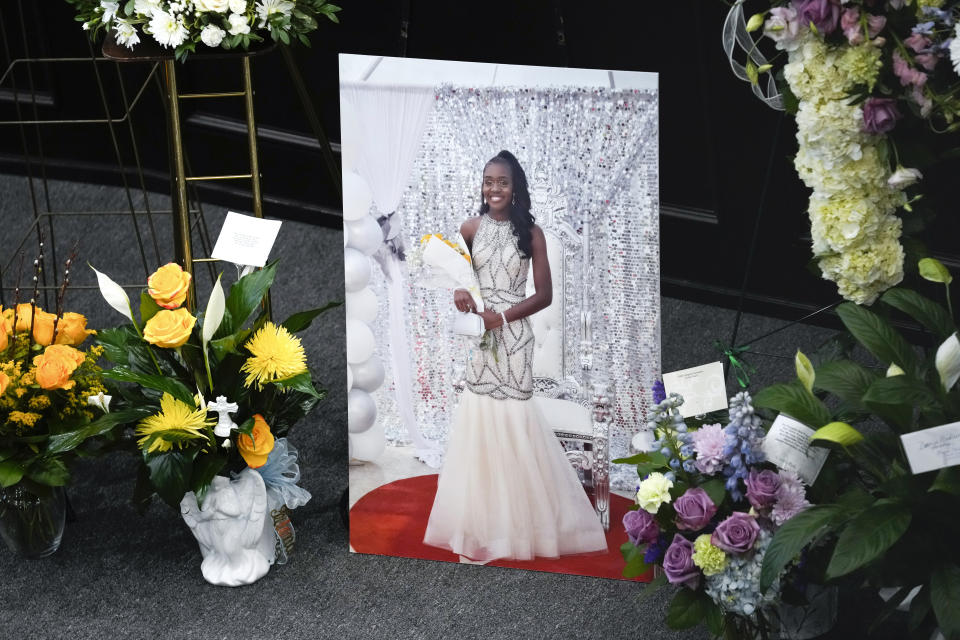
[31, 309, 58, 346]
[237, 414, 275, 468]
[1, 308, 12, 334]
[32, 344, 85, 390]
[142, 308, 196, 348]
[147, 263, 192, 309]
[0, 372, 9, 395]
[0, 316, 8, 352]
[54, 312, 96, 346]
[13, 303, 39, 333]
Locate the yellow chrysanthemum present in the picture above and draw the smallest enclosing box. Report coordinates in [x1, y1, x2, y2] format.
[136, 393, 213, 454]
[240, 322, 307, 389]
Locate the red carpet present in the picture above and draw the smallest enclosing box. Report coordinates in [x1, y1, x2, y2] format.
[350, 474, 651, 581]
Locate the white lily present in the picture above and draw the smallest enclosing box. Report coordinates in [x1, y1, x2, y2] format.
[936, 333, 960, 391]
[90, 264, 134, 324]
[203, 275, 226, 345]
[886, 363, 905, 377]
[87, 392, 112, 413]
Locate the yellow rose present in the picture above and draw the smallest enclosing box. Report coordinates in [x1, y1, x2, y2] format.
[237, 414, 275, 469]
[32, 344, 85, 390]
[0, 317, 8, 352]
[54, 312, 96, 346]
[2, 307, 12, 334]
[143, 308, 196, 348]
[147, 263, 192, 309]
[0, 372, 9, 395]
[13, 303, 40, 333]
[31, 309, 58, 346]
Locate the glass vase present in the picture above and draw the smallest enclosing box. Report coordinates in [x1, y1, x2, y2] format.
[0, 484, 66, 558]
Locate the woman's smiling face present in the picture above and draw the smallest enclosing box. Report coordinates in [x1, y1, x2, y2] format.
[482, 161, 513, 215]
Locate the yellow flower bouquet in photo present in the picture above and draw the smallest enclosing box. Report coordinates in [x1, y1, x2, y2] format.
[91, 260, 338, 509]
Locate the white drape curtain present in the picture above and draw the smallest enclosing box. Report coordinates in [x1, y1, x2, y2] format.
[340, 82, 438, 459]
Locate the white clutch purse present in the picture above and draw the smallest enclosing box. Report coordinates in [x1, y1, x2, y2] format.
[452, 312, 484, 337]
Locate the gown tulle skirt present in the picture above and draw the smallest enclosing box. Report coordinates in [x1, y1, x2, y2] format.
[423, 389, 608, 563]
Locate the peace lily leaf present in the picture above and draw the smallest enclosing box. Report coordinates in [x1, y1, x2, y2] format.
[810, 421, 864, 447]
[936, 333, 960, 391]
[25, 457, 70, 487]
[931, 565, 960, 637]
[836, 303, 918, 375]
[271, 371, 325, 400]
[280, 300, 342, 334]
[753, 382, 831, 430]
[881, 288, 955, 342]
[761, 505, 844, 592]
[814, 360, 878, 411]
[139, 290, 163, 326]
[825, 501, 911, 579]
[666, 588, 712, 630]
[203, 275, 226, 345]
[796, 349, 815, 394]
[930, 467, 960, 496]
[0, 460, 25, 488]
[919, 257, 953, 284]
[886, 363, 905, 377]
[90, 264, 134, 323]
[46, 407, 155, 455]
[145, 450, 195, 508]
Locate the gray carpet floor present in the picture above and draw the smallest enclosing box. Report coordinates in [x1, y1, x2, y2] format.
[0, 174, 841, 640]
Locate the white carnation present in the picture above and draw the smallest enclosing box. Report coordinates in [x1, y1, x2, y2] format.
[195, 0, 230, 12]
[200, 23, 226, 47]
[227, 12, 250, 34]
[229, 0, 248, 12]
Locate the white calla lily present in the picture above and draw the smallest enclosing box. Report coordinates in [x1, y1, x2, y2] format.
[203, 275, 226, 345]
[87, 392, 112, 413]
[886, 363, 905, 377]
[936, 333, 960, 391]
[90, 264, 134, 323]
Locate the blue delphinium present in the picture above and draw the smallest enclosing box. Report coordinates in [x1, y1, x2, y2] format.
[643, 532, 669, 564]
[721, 391, 766, 501]
[648, 393, 694, 481]
[651, 379, 666, 404]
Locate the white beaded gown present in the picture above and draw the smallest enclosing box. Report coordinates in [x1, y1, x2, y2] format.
[422, 214, 608, 562]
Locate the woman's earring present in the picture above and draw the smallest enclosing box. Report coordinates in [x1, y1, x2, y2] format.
[511, 194, 516, 205]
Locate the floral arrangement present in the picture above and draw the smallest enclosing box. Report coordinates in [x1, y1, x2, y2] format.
[65, 0, 341, 61]
[91, 260, 337, 509]
[617, 390, 815, 638]
[730, 0, 960, 304]
[751, 261, 960, 639]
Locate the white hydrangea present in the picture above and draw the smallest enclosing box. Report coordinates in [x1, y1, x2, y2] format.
[705, 530, 781, 617]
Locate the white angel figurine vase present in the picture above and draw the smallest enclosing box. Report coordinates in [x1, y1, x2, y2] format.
[180, 468, 276, 587]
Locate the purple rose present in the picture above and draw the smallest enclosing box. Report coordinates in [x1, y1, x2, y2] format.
[745, 469, 782, 511]
[673, 487, 717, 531]
[662, 534, 699, 589]
[711, 512, 761, 554]
[792, 0, 842, 34]
[623, 508, 660, 546]
[862, 97, 902, 134]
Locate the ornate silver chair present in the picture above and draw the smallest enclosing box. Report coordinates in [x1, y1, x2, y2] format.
[524, 169, 612, 532]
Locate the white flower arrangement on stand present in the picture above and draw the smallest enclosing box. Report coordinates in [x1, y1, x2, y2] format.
[66, 0, 341, 61]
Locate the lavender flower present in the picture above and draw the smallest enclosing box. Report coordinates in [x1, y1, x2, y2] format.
[770, 470, 811, 526]
[692, 423, 726, 475]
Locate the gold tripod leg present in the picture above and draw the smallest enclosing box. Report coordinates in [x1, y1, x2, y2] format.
[241, 55, 272, 321]
[164, 59, 196, 310]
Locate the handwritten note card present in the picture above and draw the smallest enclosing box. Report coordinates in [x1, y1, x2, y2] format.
[662, 362, 728, 418]
[763, 413, 829, 485]
[211, 211, 282, 267]
[901, 421, 960, 474]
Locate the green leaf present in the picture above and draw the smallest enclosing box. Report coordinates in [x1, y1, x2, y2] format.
[103, 366, 194, 405]
[666, 588, 711, 630]
[704, 600, 724, 637]
[836, 303, 917, 375]
[919, 257, 953, 285]
[826, 500, 911, 579]
[760, 505, 845, 592]
[0, 460, 25, 488]
[0, 448, 14, 462]
[931, 565, 960, 636]
[237, 416, 255, 437]
[209, 329, 250, 361]
[862, 376, 937, 431]
[810, 421, 864, 447]
[191, 453, 227, 507]
[140, 290, 163, 325]
[881, 288, 955, 342]
[271, 371, 324, 400]
[813, 360, 878, 412]
[219, 261, 277, 336]
[908, 585, 932, 633]
[46, 407, 154, 455]
[699, 478, 726, 508]
[929, 467, 960, 496]
[145, 450, 195, 508]
[796, 349, 815, 394]
[281, 300, 342, 333]
[637, 572, 668, 604]
[25, 457, 70, 487]
[613, 451, 667, 467]
[97, 325, 140, 364]
[620, 541, 650, 578]
[753, 382, 832, 429]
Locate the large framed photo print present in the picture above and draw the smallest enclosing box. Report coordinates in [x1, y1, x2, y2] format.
[342, 54, 660, 579]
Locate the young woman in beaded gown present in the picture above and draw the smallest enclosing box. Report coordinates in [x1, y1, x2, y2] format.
[422, 150, 608, 563]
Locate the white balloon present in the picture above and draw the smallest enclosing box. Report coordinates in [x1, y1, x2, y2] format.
[343, 223, 349, 248]
[349, 422, 385, 462]
[345, 287, 379, 324]
[345, 318, 374, 364]
[343, 248, 371, 293]
[351, 356, 385, 392]
[346, 216, 382, 257]
[348, 389, 377, 433]
[342, 171, 374, 221]
[347, 364, 353, 392]
[340, 108, 361, 174]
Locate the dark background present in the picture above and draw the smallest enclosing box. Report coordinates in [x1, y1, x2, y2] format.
[1, 0, 956, 325]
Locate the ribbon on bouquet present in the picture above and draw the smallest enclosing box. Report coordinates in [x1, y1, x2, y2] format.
[714, 340, 757, 389]
[254, 438, 311, 564]
[722, 0, 784, 111]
